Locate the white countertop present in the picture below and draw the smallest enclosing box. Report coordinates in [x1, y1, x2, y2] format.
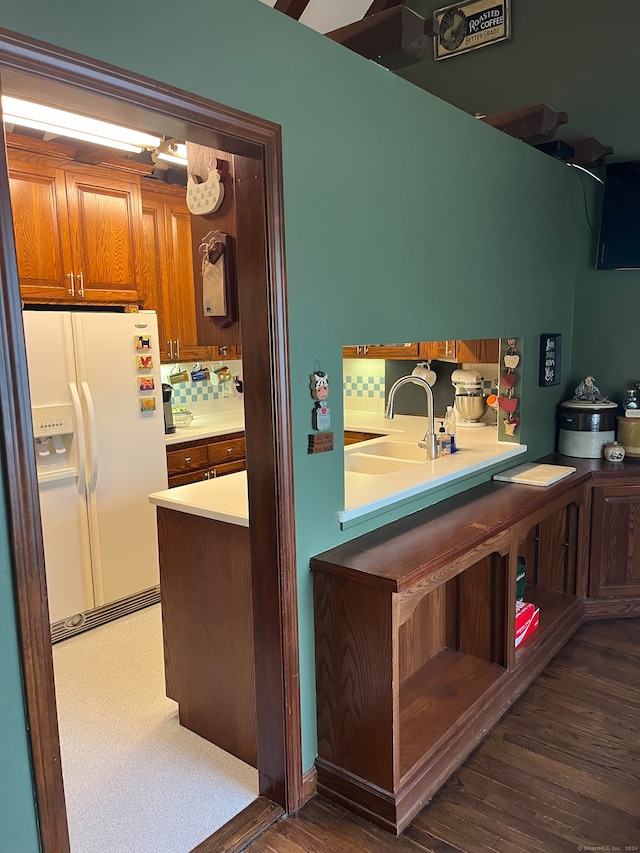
[152, 409, 526, 529]
[340, 411, 527, 526]
[149, 471, 249, 527]
[165, 411, 245, 445]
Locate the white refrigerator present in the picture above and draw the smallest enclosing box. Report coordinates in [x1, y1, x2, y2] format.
[22, 310, 168, 638]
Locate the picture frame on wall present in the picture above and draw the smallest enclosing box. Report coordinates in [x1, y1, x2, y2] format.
[433, 0, 511, 61]
[539, 333, 562, 386]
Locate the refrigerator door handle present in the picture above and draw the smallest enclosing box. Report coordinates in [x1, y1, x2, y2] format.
[69, 380, 88, 492]
[80, 380, 99, 493]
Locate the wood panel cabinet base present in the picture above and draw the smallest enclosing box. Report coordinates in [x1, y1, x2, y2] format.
[315, 594, 585, 835]
[157, 507, 257, 768]
[584, 595, 640, 618]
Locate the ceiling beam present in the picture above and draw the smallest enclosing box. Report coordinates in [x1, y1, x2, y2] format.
[567, 137, 613, 167]
[273, 0, 312, 20]
[478, 103, 568, 145]
[365, 0, 405, 15]
[327, 6, 434, 70]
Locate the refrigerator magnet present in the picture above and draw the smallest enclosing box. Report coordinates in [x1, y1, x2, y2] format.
[139, 397, 156, 412]
[136, 354, 154, 370]
[138, 376, 155, 392]
[135, 335, 152, 350]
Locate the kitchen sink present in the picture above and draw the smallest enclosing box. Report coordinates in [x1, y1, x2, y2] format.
[345, 452, 422, 475]
[356, 440, 430, 463]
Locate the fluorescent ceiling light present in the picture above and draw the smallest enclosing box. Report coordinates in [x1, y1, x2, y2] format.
[156, 142, 187, 167]
[1, 96, 162, 153]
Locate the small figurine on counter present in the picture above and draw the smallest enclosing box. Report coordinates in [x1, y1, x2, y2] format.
[573, 376, 609, 403]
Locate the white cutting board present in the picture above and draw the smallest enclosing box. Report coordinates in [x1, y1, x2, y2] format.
[493, 463, 576, 487]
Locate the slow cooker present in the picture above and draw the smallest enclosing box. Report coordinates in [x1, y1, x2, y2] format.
[557, 400, 619, 458]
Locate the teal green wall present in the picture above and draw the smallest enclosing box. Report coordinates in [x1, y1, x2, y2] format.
[401, 0, 639, 403]
[0, 470, 41, 852]
[0, 1, 584, 845]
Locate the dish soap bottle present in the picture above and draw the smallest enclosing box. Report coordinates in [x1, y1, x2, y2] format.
[437, 421, 452, 456]
[445, 406, 457, 453]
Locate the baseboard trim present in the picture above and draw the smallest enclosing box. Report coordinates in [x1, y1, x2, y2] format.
[300, 766, 317, 807]
[584, 596, 640, 618]
[190, 796, 284, 853]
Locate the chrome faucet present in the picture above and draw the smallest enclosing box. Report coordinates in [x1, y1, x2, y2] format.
[384, 375, 437, 460]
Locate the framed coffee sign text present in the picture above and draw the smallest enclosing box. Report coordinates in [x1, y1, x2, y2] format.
[434, 0, 511, 61]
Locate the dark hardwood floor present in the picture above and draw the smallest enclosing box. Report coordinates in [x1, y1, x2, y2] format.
[244, 618, 640, 853]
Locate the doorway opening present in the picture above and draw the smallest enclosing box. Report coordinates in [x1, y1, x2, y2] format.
[0, 28, 301, 853]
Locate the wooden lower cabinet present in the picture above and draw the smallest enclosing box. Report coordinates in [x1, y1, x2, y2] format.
[166, 431, 246, 488]
[588, 476, 640, 614]
[156, 507, 256, 766]
[344, 430, 384, 446]
[311, 473, 591, 834]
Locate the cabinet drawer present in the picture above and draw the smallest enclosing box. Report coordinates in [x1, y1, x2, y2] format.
[207, 437, 245, 466]
[209, 459, 247, 478]
[166, 445, 209, 475]
[168, 469, 209, 488]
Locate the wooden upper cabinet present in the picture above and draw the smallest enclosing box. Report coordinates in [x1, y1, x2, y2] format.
[345, 340, 499, 363]
[63, 170, 142, 303]
[141, 186, 213, 363]
[457, 338, 500, 364]
[343, 343, 420, 359]
[8, 143, 143, 304]
[8, 160, 75, 301]
[418, 339, 500, 363]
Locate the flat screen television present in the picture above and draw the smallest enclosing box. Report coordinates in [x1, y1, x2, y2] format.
[596, 160, 640, 269]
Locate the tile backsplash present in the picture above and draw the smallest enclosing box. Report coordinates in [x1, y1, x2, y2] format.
[343, 358, 499, 418]
[343, 358, 386, 413]
[160, 360, 244, 416]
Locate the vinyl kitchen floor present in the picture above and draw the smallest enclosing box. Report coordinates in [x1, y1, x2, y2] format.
[52, 603, 258, 853]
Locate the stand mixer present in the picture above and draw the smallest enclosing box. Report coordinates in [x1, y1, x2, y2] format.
[451, 368, 487, 427]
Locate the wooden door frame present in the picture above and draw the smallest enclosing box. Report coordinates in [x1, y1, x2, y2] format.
[0, 29, 301, 853]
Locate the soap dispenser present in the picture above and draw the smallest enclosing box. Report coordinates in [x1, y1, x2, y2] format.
[436, 421, 452, 456]
[445, 406, 458, 453]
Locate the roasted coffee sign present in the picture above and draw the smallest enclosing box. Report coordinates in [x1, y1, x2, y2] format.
[434, 0, 510, 60]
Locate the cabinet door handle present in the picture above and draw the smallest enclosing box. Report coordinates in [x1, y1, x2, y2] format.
[77, 272, 85, 298]
[67, 271, 75, 296]
[174, 339, 180, 359]
[167, 340, 173, 359]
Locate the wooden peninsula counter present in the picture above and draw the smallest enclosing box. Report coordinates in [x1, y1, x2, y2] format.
[149, 472, 256, 767]
[310, 455, 640, 834]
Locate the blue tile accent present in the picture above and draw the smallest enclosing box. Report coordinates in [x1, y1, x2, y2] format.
[343, 368, 386, 400]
